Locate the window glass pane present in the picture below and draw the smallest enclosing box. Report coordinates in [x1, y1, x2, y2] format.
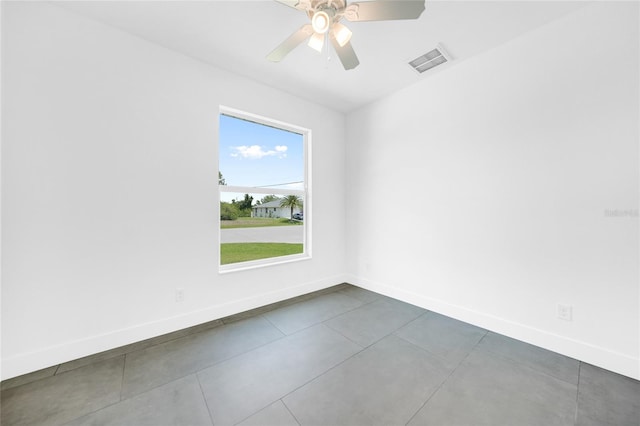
[218, 112, 308, 269]
[219, 114, 304, 190]
[219, 192, 304, 266]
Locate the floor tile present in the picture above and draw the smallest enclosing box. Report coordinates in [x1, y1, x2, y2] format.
[408, 348, 577, 426]
[0, 356, 124, 426]
[477, 332, 580, 384]
[395, 311, 487, 370]
[1, 365, 59, 391]
[221, 287, 345, 324]
[577, 363, 640, 426]
[283, 334, 448, 426]
[59, 320, 225, 375]
[57, 348, 129, 376]
[238, 400, 299, 426]
[324, 297, 425, 347]
[66, 375, 212, 426]
[197, 324, 361, 425]
[336, 285, 383, 304]
[262, 292, 364, 335]
[121, 315, 283, 398]
[226, 285, 353, 326]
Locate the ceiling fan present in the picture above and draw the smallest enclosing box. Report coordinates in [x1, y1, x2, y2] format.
[267, 0, 426, 70]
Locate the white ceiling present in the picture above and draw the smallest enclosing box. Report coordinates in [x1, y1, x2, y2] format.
[55, 0, 588, 113]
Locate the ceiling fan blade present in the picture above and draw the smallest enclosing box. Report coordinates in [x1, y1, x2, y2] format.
[343, 1, 425, 22]
[274, 0, 300, 7]
[274, 0, 312, 11]
[330, 34, 360, 70]
[267, 24, 314, 62]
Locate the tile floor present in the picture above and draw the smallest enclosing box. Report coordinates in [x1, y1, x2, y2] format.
[1, 284, 639, 426]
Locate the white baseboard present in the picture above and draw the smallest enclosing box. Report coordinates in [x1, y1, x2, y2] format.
[345, 274, 640, 381]
[1, 274, 349, 381]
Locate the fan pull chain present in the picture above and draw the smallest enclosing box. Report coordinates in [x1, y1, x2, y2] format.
[325, 31, 330, 62]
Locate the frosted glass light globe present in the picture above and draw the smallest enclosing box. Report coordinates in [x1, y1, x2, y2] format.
[312, 11, 330, 34]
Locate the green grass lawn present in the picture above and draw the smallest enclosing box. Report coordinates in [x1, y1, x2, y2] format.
[220, 243, 304, 265]
[221, 217, 302, 229]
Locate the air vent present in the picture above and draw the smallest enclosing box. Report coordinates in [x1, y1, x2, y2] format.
[409, 44, 451, 74]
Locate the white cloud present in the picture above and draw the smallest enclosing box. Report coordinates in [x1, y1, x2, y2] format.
[230, 145, 287, 159]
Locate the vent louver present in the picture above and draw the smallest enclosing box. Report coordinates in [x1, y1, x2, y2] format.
[409, 45, 451, 73]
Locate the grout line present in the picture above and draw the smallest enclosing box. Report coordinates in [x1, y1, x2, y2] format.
[257, 295, 377, 338]
[196, 373, 216, 426]
[282, 399, 302, 426]
[53, 364, 62, 376]
[404, 331, 487, 426]
[233, 399, 302, 426]
[221, 283, 355, 326]
[477, 331, 582, 387]
[322, 297, 431, 353]
[476, 330, 490, 345]
[266, 324, 368, 399]
[47, 321, 226, 379]
[323, 310, 424, 352]
[474, 342, 580, 388]
[233, 408, 264, 424]
[59, 355, 130, 425]
[277, 345, 365, 404]
[336, 289, 382, 307]
[322, 322, 366, 349]
[68, 372, 211, 426]
[62, 398, 121, 424]
[574, 362, 582, 426]
[394, 329, 488, 375]
[119, 354, 127, 402]
[260, 312, 288, 336]
[124, 320, 225, 355]
[387, 310, 430, 337]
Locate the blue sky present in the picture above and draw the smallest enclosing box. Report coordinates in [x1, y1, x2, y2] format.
[219, 114, 304, 202]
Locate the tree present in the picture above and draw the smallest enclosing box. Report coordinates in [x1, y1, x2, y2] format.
[279, 195, 302, 220]
[259, 195, 278, 204]
[220, 202, 239, 220]
[218, 171, 226, 186]
[237, 194, 253, 211]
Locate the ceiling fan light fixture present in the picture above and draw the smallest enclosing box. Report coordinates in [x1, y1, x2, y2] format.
[332, 22, 352, 47]
[269, 0, 426, 70]
[308, 32, 325, 52]
[311, 10, 331, 33]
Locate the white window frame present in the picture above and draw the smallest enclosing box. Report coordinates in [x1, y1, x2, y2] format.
[218, 106, 312, 273]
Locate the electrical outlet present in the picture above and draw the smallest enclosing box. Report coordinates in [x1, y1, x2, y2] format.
[557, 303, 572, 321]
[175, 288, 184, 303]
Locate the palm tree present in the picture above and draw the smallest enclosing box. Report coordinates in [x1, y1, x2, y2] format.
[280, 195, 302, 220]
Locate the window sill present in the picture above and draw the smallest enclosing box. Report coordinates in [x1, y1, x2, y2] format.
[218, 253, 312, 274]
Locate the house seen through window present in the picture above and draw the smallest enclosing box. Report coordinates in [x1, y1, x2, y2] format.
[218, 108, 310, 271]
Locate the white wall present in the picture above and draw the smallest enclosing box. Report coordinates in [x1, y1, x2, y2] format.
[346, 2, 639, 379]
[1, 2, 346, 379]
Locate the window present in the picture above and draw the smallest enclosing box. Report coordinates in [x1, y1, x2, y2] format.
[218, 107, 310, 272]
